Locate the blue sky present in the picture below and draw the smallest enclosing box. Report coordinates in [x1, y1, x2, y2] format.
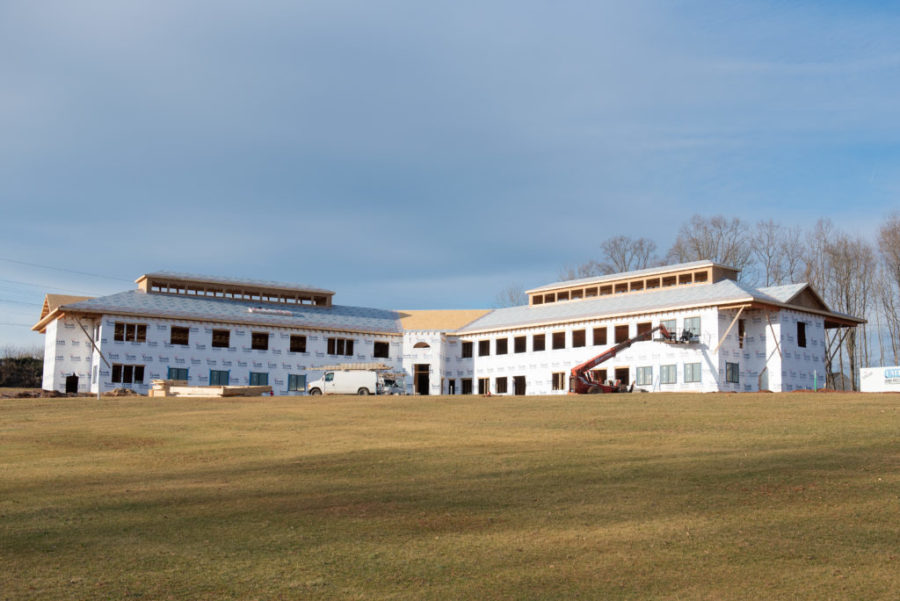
[2, 0, 900, 349]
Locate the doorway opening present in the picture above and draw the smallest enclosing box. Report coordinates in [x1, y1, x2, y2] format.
[513, 375, 526, 395]
[414, 364, 430, 395]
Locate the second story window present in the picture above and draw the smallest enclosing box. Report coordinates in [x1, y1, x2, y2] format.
[290, 335, 307, 353]
[212, 329, 230, 348]
[170, 326, 189, 346]
[251, 332, 269, 350]
[327, 337, 354, 356]
[114, 322, 147, 343]
[373, 341, 390, 358]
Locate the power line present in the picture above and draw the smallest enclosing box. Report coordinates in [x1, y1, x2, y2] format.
[0, 257, 132, 283]
[0, 322, 35, 327]
[0, 277, 99, 296]
[0, 298, 43, 307]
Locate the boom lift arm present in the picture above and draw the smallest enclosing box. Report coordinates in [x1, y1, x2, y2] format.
[569, 324, 673, 394]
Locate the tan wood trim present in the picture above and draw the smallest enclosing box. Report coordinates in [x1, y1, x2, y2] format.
[713, 306, 745, 353]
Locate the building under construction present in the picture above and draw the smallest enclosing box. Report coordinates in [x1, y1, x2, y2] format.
[33, 260, 863, 395]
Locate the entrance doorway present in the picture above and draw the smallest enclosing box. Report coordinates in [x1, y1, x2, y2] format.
[513, 375, 526, 395]
[614, 367, 630, 386]
[414, 364, 430, 395]
[65, 374, 79, 394]
[448, 379, 456, 395]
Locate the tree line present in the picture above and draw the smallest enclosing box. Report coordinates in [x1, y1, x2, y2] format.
[0, 346, 43, 388]
[499, 214, 900, 390]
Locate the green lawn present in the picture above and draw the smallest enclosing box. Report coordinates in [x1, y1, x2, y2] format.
[1, 393, 898, 600]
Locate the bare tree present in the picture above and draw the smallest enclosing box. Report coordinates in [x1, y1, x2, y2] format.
[559, 236, 658, 281]
[752, 219, 806, 286]
[598, 236, 658, 273]
[557, 261, 605, 282]
[666, 215, 754, 280]
[877, 213, 900, 362]
[493, 284, 528, 308]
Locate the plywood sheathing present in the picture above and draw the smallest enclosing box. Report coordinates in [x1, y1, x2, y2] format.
[397, 309, 491, 331]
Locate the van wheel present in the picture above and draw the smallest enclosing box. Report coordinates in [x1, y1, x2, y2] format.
[357, 388, 369, 395]
[309, 388, 322, 396]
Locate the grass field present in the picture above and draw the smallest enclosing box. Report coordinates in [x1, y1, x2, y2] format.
[1, 392, 898, 600]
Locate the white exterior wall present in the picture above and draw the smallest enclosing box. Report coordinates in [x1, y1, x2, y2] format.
[42, 316, 94, 393]
[94, 314, 402, 395]
[777, 310, 826, 391]
[458, 307, 722, 395]
[40, 300, 837, 396]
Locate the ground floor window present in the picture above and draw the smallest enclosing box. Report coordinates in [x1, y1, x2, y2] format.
[167, 367, 188, 381]
[288, 374, 306, 391]
[684, 363, 701, 383]
[250, 372, 269, 386]
[660, 364, 677, 384]
[635, 366, 653, 386]
[478, 378, 489, 394]
[495, 377, 508, 394]
[725, 362, 740, 384]
[551, 372, 566, 391]
[461, 378, 473, 394]
[210, 370, 230, 386]
[112, 364, 144, 384]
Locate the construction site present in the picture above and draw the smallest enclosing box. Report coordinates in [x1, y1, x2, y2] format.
[32, 260, 863, 396]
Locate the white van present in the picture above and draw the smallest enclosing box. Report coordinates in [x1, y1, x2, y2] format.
[307, 370, 381, 395]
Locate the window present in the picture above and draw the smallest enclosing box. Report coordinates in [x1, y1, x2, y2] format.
[533, 334, 546, 352]
[635, 366, 653, 386]
[514, 336, 526, 353]
[212, 329, 230, 348]
[288, 374, 306, 391]
[209, 370, 230, 385]
[660, 319, 676, 337]
[684, 363, 701, 383]
[373, 341, 390, 358]
[327, 337, 354, 356]
[114, 322, 147, 343]
[478, 340, 490, 356]
[593, 327, 607, 346]
[250, 372, 269, 386]
[478, 378, 489, 394]
[660, 364, 677, 384]
[636, 322, 652, 340]
[251, 331, 269, 350]
[461, 342, 473, 358]
[461, 378, 473, 394]
[495, 377, 508, 394]
[725, 362, 740, 384]
[167, 367, 188, 381]
[684, 317, 701, 338]
[496, 338, 508, 355]
[111, 364, 144, 384]
[552, 331, 566, 350]
[290, 335, 307, 353]
[413, 341, 430, 349]
[552, 372, 566, 391]
[592, 368, 607, 384]
[797, 322, 807, 348]
[738, 319, 746, 349]
[615, 325, 629, 343]
[572, 330, 586, 348]
[170, 326, 189, 346]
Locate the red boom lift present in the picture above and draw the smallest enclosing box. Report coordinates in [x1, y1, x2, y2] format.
[569, 325, 674, 394]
